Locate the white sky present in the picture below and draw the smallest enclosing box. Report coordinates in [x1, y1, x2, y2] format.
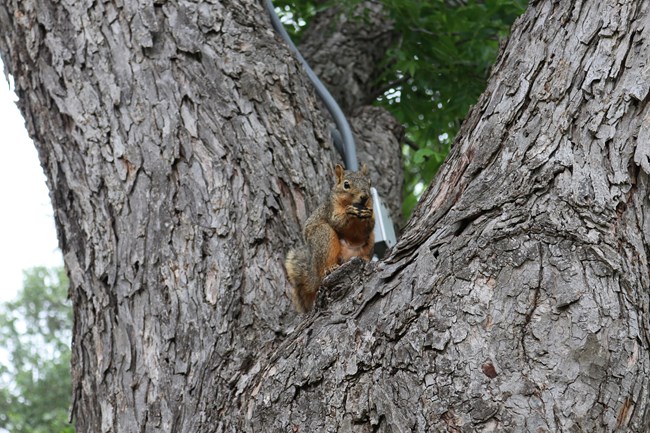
[0, 62, 62, 303]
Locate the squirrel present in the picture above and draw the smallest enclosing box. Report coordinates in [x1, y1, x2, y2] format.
[285, 164, 375, 313]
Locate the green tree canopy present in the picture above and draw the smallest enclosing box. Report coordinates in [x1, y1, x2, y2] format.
[0, 267, 73, 433]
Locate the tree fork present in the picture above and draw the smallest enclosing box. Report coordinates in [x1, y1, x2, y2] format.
[1, 0, 649, 432]
[240, 1, 650, 432]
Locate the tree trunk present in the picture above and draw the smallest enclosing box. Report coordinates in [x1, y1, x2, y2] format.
[0, 0, 335, 430]
[1, 1, 649, 433]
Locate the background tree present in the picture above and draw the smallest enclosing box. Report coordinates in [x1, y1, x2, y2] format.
[0, 267, 73, 433]
[0, 1, 648, 432]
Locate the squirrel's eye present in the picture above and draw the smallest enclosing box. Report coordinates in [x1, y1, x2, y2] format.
[343, 180, 350, 189]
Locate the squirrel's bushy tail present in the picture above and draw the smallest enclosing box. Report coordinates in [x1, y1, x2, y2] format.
[285, 247, 320, 313]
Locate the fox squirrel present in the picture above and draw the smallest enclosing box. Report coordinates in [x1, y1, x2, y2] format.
[285, 164, 375, 313]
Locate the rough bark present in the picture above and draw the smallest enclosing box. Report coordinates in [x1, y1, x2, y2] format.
[299, 2, 394, 113]
[239, 1, 650, 432]
[1, 0, 334, 430]
[1, 1, 649, 433]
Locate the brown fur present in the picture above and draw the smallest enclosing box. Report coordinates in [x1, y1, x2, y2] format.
[285, 164, 375, 312]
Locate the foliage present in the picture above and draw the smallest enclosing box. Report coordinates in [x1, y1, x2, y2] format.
[0, 267, 74, 433]
[274, 0, 528, 217]
[378, 0, 528, 216]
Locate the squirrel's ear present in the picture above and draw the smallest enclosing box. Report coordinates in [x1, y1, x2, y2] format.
[335, 164, 344, 183]
[360, 163, 369, 176]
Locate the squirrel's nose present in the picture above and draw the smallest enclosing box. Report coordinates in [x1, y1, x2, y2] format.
[360, 194, 369, 204]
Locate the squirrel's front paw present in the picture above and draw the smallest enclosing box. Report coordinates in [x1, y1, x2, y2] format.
[346, 205, 372, 218]
[324, 264, 340, 276]
[345, 205, 359, 216]
[356, 208, 373, 219]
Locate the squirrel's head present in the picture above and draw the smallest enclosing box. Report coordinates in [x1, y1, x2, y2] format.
[334, 164, 372, 209]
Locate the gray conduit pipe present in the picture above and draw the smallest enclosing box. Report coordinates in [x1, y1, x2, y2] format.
[263, 0, 358, 171]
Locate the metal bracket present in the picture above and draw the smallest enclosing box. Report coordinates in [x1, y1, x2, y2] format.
[371, 187, 397, 258]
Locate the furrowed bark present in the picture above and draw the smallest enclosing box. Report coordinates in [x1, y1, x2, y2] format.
[299, 2, 394, 113]
[1, 0, 333, 431]
[240, 1, 650, 432]
[1, 0, 649, 432]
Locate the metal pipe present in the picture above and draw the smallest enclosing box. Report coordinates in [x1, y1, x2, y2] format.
[263, 0, 358, 170]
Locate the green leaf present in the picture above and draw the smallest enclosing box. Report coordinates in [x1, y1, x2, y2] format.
[413, 148, 435, 164]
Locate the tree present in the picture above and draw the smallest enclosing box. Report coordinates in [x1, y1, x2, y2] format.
[1, 0, 649, 432]
[0, 267, 73, 433]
